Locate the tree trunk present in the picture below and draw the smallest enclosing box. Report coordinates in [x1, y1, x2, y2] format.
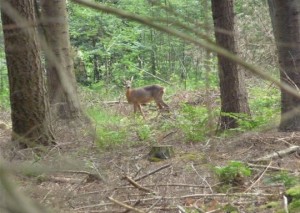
[268, 0, 300, 131]
[1, 0, 55, 148]
[211, 0, 250, 130]
[40, 0, 80, 119]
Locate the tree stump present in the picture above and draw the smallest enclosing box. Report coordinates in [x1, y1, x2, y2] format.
[148, 145, 174, 161]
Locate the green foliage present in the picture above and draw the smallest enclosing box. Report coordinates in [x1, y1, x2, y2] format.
[264, 172, 299, 188]
[219, 85, 280, 133]
[249, 86, 280, 126]
[220, 112, 254, 132]
[136, 122, 152, 141]
[178, 104, 215, 143]
[223, 203, 239, 213]
[215, 161, 251, 185]
[0, 87, 9, 109]
[286, 185, 300, 198]
[88, 81, 122, 99]
[68, 0, 217, 86]
[285, 185, 300, 212]
[86, 107, 129, 149]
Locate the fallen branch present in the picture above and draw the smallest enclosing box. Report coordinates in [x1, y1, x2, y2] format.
[123, 175, 156, 194]
[251, 145, 300, 162]
[134, 164, 171, 182]
[54, 170, 104, 182]
[247, 163, 294, 172]
[107, 197, 145, 213]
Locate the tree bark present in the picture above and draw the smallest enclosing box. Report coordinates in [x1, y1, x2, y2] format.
[1, 0, 55, 148]
[211, 0, 250, 130]
[40, 0, 80, 119]
[268, 0, 300, 131]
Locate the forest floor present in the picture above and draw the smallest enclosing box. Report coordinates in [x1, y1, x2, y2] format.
[1, 93, 300, 213]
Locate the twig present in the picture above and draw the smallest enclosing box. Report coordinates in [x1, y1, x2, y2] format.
[134, 164, 171, 182]
[75, 183, 207, 197]
[123, 175, 156, 194]
[191, 163, 213, 193]
[161, 131, 177, 140]
[142, 70, 172, 85]
[177, 205, 187, 213]
[244, 161, 272, 193]
[41, 176, 83, 184]
[145, 196, 163, 213]
[40, 189, 52, 204]
[123, 200, 141, 213]
[121, 183, 207, 188]
[107, 197, 145, 213]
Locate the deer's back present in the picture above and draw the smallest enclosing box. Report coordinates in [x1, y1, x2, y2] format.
[127, 85, 165, 104]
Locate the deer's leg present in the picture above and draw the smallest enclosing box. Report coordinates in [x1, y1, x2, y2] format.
[156, 98, 169, 111]
[136, 103, 146, 119]
[156, 102, 163, 109]
[160, 101, 169, 110]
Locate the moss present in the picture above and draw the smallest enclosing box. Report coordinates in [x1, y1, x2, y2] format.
[180, 152, 207, 164]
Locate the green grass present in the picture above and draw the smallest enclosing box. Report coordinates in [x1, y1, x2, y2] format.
[86, 107, 130, 149]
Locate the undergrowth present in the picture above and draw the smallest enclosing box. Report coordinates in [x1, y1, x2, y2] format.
[86, 107, 130, 149]
[81, 81, 281, 149]
[178, 104, 216, 143]
[215, 161, 252, 187]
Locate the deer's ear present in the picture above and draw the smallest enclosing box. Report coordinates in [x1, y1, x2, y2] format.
[130, 76, 134, 82]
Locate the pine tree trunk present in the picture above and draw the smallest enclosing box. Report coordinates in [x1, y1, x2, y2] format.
[268, 0, 300, 131]
[1, 0, 55, 148]
[211, 0, 250, 130]
[40, 0, 80, 119]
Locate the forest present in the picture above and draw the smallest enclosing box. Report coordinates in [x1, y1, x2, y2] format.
[1, 0, 300, 212]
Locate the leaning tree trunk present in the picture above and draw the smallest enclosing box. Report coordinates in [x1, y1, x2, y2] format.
[268, 0, 300, 131]
[1, 0, 55, 148]
[40, 0, 80, 119]
[211, 0, 250, 130]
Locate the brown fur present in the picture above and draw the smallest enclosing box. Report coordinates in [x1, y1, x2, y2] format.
[124, 79, 169, 118]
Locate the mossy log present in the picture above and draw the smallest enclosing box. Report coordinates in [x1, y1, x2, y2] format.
[148, 145, 174, 161]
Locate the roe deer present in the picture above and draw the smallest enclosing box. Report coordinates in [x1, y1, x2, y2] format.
[124, 77, 169, 119]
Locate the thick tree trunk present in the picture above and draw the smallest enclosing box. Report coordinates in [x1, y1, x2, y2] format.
[211, 0, 250, 130]
[40, 0, 80, 119]
[1, 0, 55, 148]
[268, 0, 300, 131]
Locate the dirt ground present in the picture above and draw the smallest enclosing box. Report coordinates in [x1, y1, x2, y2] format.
[1, 104, 300, 213]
